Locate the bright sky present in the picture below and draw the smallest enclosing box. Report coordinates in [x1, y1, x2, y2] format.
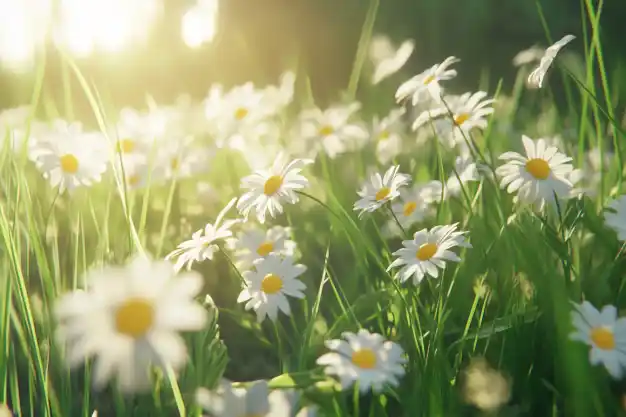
[0, 0, 218, 71]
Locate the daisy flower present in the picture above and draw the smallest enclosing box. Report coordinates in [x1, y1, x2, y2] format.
[604, 196, 626, 241]
[388, 180, 443, 231]
[154, 136, 213, 181]
[262, 70, 296, 113]
[296, 103, 369, 159]
[196, 379, 271, 417]
[372, 107, 406, 165]
[237, 254, 307, 323]
[354, 165, 411, 217]
[54, 255, 208, 393]
[229, 225, 297, 270]
[570, 301, 626, 379]
[528, 34, 576, 88]
[495, 135, 574, 209]
[395, 56, 459, 104]
[29, 121, 108, 193]
[166, 198, 239, 272]
[237, 153, 313, 224]
[316, 329, 406, 393]
[445, 155, 482, 199]
[412, 91, 495, 149]
[387, 223, 471, 285]
[369, 35, 415, 85]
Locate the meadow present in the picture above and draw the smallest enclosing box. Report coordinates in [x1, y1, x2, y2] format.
[2, 1, 626, 417]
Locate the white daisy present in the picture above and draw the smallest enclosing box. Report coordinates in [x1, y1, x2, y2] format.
[395, 56, 459, 104]
[445, 155, 482, 199]
[387, 223, 471, 285]
[369, 35, 415, 85]
[236, 154, 313, 224]
[29, 121, 108, 193]
[154, 136, 213, 181]
[165, 198, 239, 272]
[604, 196, 626, 241]
[262, 70, 296, 113]
[512, 45, 545, 67]
[372, 107, 406, 165]
[388, 180, 443, 230]
[412, 91, 495, 149]
[54, 255, 207, 393]
[354, 165, 411, 217]
[495, 135, 574, 209]
[570, 301, 626, 379]
[316, 329, 406, 393]
[296, 103, 369, 159]
[229, 225, 297, 270]
[237, 254, 307, 323]
[528, 34, 576, 88]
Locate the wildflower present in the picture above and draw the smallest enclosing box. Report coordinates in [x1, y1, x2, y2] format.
[166, 198, 239, 272]
[412, 91, 495, 149]
[372, 108, 406, 165]
[0, 404, 12, 417]
[296, 103, 369, 159]
[54, 255, 207, 393]
[369, 35, 415, 85]
[395, 56, 459, 104]
[527, 34, 576, 88]
[354, 165, 410, 217]
[237, 254, 306, 323]
[389, 180, 443, 230]
[154, 136, 213, 181]
[229, 225, 297, 270]
[29, 120, 108, 193]
[570, 301, 626, 379]
[262, 70, 296, 112]
[445, 155, 482, 198]
[462, 357, 510, 412]
[316, 329, 406, 393]
[512, 45, 545, 67]
[388, 223, 471, 285]
[604, 196, 626, 241]
[237, 154, 313, 224]
[495, 135, 574, 209]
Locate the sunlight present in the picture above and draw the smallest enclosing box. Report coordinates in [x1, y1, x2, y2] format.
[181, 0, 219, 48]
[0, 0, 51, 70]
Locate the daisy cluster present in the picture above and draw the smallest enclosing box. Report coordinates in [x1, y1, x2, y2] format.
[5, 31, 626, 416]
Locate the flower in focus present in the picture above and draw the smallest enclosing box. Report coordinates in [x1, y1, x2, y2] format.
[166, 198, 239, 272]
[369, 35, 415, 85]
[570, 301, 626, 379]
[445, 155, 482, 199]
[387, 180, 443, 232]
[395, 56, 459, 104]
[372, 107, 407, 165]
[29, 120, 108, 193]
[237, 254, 307, 323]
[229, 225, 297, 270]
[354, 165, 411, 217]
[316, 329, 406, 393]
[296, 103, 369, 159]
[527, 34, 576, 88]
[237, 154, 313, 224]
[495, 135, 574, 209]
[604, 196, 626, 241]
[54, 255, 207, 393]
[388, 223, 471, 285]
[462, 357, 511, 412]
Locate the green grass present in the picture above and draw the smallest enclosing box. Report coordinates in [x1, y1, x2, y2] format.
[2, 0, 626, 415]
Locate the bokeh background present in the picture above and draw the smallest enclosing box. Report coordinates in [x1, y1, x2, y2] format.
[1, 0, 626, 119]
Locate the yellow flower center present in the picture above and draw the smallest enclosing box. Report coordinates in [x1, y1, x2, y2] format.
[116, 138, 135, 153]
[454, 113, 470, 126]
[114, 298, 154, 338]
[256, 241, 274, 256]
[261, 273, 283, 294]
[171, 157, 180, 171]
[590, 326, 615, 350]
[318, 125, 334, 136]
[423, 74, 436, 85]
[59, 154, 79, 174]
[263, 175, 283, 196]
[234, 107, 249, 120]
[403, 201, 417, 217]
[375, 187, 391, 201]
[351, 348, 377, 369]
[416, 243, 438, 261]
[525, 158, 550, 180]
[379, 130, 390, 141]
[127, 174, 139, 186]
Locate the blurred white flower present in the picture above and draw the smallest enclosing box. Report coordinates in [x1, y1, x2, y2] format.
[229, 225, 297, 270]
[527, 34, 576, 88]
[369, 35, 415, 85]
[388, 180, 442, 232]
[445, 155, 482, 199]
[512, 45, 544, 67]
[396, 56, 459, 104]
[372, 107, 406, 165]
[462, 358, 510, 412]
[154, 136, 213, 181]
[604, 195, 626, 241]
[54, 255, 207, 393]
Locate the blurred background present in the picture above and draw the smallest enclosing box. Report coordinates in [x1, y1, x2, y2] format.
[1, 0, 625, 118]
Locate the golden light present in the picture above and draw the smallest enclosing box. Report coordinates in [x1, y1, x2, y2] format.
[181, 0, 219, 49]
